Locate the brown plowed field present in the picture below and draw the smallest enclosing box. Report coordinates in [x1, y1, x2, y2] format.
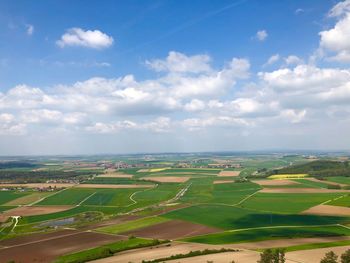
[141, 176, 190, 183]
[0, 205, 73, 222]
[302, 204, 350, 216]
[91, 242, 249, 263]
[122, 219, 219, 240]
[0, 230, 125, 262]
[286, 245, 350, 263]
[97, 173, 133, 178]
[259, 188, 349, 193]
[252, 179, 299, 186]
[218, 171, 240, 177]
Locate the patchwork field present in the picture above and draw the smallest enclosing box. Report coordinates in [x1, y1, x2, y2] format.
[2, 158, 350, 263]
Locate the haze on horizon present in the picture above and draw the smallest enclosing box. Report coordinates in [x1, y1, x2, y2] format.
[1, 0, 350, 155]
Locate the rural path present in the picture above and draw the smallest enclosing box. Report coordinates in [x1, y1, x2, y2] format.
[321, 193, 347, 205]
[125, 185, 158, 208]
[77, 192, 97, 206]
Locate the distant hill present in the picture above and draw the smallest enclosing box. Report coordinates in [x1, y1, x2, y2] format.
[0, 161, 37, 169]
[269, 160, 350, 177]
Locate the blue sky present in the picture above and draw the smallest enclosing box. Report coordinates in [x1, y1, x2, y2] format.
[1, 0, 350, 155]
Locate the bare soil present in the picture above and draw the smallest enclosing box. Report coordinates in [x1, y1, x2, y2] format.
[141, 176, 190, 183]
[122, 219, 220, 240]
[286, 245, 350, 263]
[218, 171, 241, 177]
[97, 173, 133, 178]
[0, 205, 73, 222]
[252, 179, 300, 186]
[91, 242, 252, 263]
[234, 236, 350, 249]
[302, 204, 350, 216]
[0, 230, 125, 262]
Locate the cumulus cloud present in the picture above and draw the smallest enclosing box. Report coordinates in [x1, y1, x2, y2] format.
[256, 30, 268, 41]
[319, 1, 350, 62]
[284, 55, 303, 65]
[56, 28, 114, 49]
[146, 51, 211, 73]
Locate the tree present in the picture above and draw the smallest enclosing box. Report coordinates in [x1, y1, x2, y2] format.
[258, 249, 274, 263]
[320, 251, 338, 263]
[258, 248, 286, 263]
[341, 249, 350, 263]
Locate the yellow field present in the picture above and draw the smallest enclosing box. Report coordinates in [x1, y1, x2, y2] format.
[149, 167, 171, 172]
[268, 174, 308, 179]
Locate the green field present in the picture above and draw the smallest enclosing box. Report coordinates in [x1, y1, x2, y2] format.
[184, 225, 350, 244]
[37, 188, 95, 206]
[55, 238, 161, 263]
[0, 191, 29, 205]
[326, 176, 350, 185]
[97, 216, 169, 234]
[179, 178, 260, 205]
[163, 205, 349, 230]
[328, 194, 350, 207]
[82, 189, 138, 206]
[240, 192, 345, 213]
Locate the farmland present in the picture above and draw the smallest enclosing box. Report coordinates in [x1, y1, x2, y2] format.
[1, 153, 350, 262]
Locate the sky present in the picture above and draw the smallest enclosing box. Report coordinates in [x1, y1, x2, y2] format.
[1, 0, 350, 155]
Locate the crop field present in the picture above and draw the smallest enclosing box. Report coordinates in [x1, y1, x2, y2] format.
[328, 194, 350, 207]
[268, 174, 309, 179]
[184, 225, 350, 244]
[0, 191, 29, 205]
[2, 156, 350, 262]
[326, 176, 350, 185]
[240, 192, 345, 213]
[98, 216, 169, 234]
[163, 204, 349, 230]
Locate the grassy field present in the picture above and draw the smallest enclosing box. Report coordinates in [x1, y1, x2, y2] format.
[240, 192, 344, 213]
[83, 177, 151, 185]
[292, 179, 331, 188]
[81, 189, 139, 207]
[163, 205, 349, 230]
[328, 194, 350, 207]
[55, 238, 160, 263]
[0, 191, 29, 205]
[184, 225, 350, 244]
[97, 216, 169, 234]
[326, 176, 350, 185]
[179, 178, 260, 205]
[37, 188, 95, 206]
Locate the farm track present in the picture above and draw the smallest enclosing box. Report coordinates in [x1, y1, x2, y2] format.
[77, 192, 97, 206]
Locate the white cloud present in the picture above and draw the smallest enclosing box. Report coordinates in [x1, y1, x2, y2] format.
[56, 28, 114, 49]
[184, 99, 205, 112]
[328, 0, 350, 17]
[319, 2, 350, 62]
[146, 51, 211, 73]
[263, 54, 280, 67]
[26, 24, 34, 36]
[256, 30, 268, 41]
[284, 55, 303, 65]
